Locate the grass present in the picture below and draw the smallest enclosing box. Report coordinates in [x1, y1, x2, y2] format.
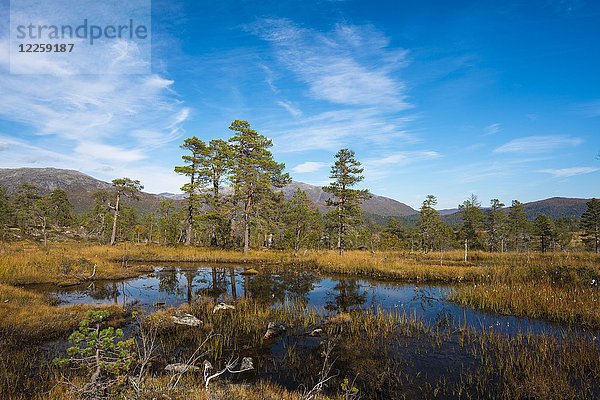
[0, 283, 127, 342]
[450, 281, 600, 329]
[1, 241, 599, 286]
[1, 241, 598, 329]
[2, 295, 599, 399]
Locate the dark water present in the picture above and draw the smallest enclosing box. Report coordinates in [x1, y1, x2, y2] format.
[19, 265, 598, 399]
[38, 265, 587, 337]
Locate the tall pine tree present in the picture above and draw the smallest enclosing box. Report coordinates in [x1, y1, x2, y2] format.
[580, 198, 600, 253]
[323, 149, 370, 256]
[175, 137, 208, 246]
[229, 120, 290, 253]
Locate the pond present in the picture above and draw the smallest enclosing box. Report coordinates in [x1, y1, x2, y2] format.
[39, 265, 587, 337]
[18, 265, 599, 399]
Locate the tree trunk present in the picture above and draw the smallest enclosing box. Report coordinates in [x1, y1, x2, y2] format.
[110, 194, 120, 245]
[243, 193, 252, 253]
[185, 196, 193, 246]
[464, 239, 468, 262]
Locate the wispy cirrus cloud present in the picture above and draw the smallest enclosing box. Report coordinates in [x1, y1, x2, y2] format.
[291, 161, 329, 173]
[538, 167, 599, 178]
[250, 18, 410, 109]
[364, 151, 440, 167]
[276, 100, 302, 117]
[494, 135, 582, 153]
[0, 34, 189, 192]
[483, 123, 501, 136]
[250, 18, 423, 158]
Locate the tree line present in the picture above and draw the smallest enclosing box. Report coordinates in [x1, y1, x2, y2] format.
[0, 120, 598, 254]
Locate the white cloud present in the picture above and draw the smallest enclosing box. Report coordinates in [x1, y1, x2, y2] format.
[364, 151, 440, 167]
[270, 108, 417, 153]
[483, 123, 501, 136]
[494, 135, 582, 153]
[251, 19, 409, 109]
[276, 100, 302, 117]
[291, 161, 329, 173]
[0, 28, 188, 184]
[538, 167, 599, 178]
[75, 142, 147, 163]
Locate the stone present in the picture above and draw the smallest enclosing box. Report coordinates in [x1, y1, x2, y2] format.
[172, 313, 202, 327]
[306, 328, 323, 337]
[263, 322, 286, 339]
[164, 363, 200, 373]
[239, 357, 254, 370]
[213, 302, 236, 313]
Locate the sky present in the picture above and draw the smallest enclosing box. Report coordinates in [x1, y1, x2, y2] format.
[0, 0, 598, 209]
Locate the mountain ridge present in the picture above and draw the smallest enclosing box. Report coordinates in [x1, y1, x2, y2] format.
[0, 167, 417, 217]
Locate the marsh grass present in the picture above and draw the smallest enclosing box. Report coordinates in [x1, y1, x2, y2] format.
[1, 242, 599, 286]
[0, 283, 127, 342]
[450, 282, 600, 329]
[140, 299, 599, 399]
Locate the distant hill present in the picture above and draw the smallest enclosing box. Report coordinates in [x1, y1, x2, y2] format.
[522, 197, 591, 220]
[282, 181, 417, 217]
[427, 197, 593, 227]
[0, 168, 417, 218]
[0, 168, 165, 214]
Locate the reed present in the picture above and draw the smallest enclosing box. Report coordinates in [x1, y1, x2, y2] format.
[449, 281, 600, 329]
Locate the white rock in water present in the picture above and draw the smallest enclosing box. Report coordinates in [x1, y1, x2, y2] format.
[213, 302, 236, 313]
[164, 363, 200, 373]
[263, 322, 286, 339]
[172, 313, 202, 327]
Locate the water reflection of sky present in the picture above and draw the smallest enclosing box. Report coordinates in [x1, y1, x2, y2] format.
[45, 266, 594, 338]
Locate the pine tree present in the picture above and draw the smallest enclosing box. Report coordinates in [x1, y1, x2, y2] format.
[323, 149, 370, 256]
[508, 200, 530, 252]
[201, 139, 233, 247]
[12, 183, 40, 235]
[109, 178, 143, 245]
[418, 195, 442, 253]
[534, 214, 555, 252]
[228, 120, 290, 253]
[175, 137, 208, 246]
[458, 194, 483, 261]
[47, 189, 74, 227]
[285, 189, 321, 255]
[580, 198, 600, 253]
[486, 199, 506, 252]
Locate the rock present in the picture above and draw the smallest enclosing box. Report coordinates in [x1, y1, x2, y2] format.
[172, 313, 202, 327]
[241, 268, 259, 275]
[164, 363, 200, 373]
[213, 302, 236, 313]
[306, 328, 323, 337]
[263, 322, 286, 339]
[239, 357, 254, 370]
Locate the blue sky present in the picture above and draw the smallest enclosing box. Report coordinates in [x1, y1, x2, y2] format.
[0, 0, 598, 209]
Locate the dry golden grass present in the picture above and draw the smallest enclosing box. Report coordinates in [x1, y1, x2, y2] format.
[450, 282, 600, 329]
[0, 283, 126, 342]
[44, 378, 320, 400]
[1, 241, 598, 285]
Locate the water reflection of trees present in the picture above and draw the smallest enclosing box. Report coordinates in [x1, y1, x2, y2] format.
[196, 267, 229, 301]
[325, 279, 367, 312]
[156, 268, 183, 295]
[244, 270, 318, 305]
